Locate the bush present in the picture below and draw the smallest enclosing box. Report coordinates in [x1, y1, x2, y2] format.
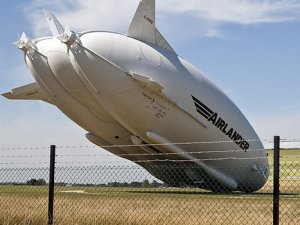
[26, 178, 46, 186]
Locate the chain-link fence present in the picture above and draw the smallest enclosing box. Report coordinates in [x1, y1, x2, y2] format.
[0, 140, 299, 225]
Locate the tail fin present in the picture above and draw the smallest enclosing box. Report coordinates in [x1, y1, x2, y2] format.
[44, 9, 64, 36]
[128, 0, 175, 54]
[2, 82, 52, 104]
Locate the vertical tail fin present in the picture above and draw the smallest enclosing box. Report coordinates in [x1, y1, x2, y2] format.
[127, 0, 175, 54]
[128, 0, 156, 43]
[44, 9, 64, 36]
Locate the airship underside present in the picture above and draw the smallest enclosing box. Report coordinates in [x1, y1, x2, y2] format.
[2, 0, 269, 192]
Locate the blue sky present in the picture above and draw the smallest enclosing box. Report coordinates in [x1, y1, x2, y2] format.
[1, 0, 300, 149]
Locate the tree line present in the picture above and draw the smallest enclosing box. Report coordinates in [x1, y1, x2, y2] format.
[19, 178, 164, 187]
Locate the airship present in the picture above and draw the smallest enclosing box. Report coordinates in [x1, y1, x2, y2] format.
[2, 0, 269, 192]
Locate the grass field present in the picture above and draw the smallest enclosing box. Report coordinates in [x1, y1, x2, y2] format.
[0, 150, 299, 225]
[267, 149, 300, 162]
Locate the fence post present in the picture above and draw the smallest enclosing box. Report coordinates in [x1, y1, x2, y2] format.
[273, 136, 280, 225]
[48, 145, 56, 225]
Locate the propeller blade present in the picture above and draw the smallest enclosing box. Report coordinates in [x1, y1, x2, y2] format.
[44, 9, 64, 36]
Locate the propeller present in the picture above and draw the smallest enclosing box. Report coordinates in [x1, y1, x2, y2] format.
[13, 32, 36, 52]
[57, 26, 77, 45]
[44, 10, 77, 46]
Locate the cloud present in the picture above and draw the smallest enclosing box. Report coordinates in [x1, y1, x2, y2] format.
[21, 0, 300, 38]
[160, 0, 300, 24]
[22, 0, 140, 37]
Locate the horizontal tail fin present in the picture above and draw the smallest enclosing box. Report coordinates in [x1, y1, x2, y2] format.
[2, 82, 52, 103]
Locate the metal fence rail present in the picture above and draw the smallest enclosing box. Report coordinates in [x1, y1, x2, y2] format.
[0, 139, 299, 225]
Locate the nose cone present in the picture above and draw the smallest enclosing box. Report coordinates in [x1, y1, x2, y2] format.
[244, 138, 270, 192]
[238, 158, 270, 193]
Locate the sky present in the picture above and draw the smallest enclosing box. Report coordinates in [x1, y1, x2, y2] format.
[1, 0, 300, 153]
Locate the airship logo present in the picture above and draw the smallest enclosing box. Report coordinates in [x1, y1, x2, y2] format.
[192, 95, 250, 151]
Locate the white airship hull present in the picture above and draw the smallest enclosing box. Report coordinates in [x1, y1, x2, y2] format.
[2, 0, 269, 192]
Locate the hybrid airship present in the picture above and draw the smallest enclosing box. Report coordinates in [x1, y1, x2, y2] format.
[2, 0, 269, 192]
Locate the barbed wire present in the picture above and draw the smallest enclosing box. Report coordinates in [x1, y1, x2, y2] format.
[1, 159, 299, 166]
[0, 162, 50, 165]
[0, 146, 50, 151]
[61, 139, 263, 149]
[0, 148, 269, 158]
[130, 156, 271, 163]
[1, 137, 299, 152]
[55, 148, 266, 157]
[266, 139, 300, 143]
[0, 156, 269, 165]
[0, 155, 50, 158]
[1, 148, 300, 159]
[280, 139, 300, 143]
[0, 139, 263, 151]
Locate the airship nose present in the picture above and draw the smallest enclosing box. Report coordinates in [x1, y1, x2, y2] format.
[238, 162, 270, 193]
